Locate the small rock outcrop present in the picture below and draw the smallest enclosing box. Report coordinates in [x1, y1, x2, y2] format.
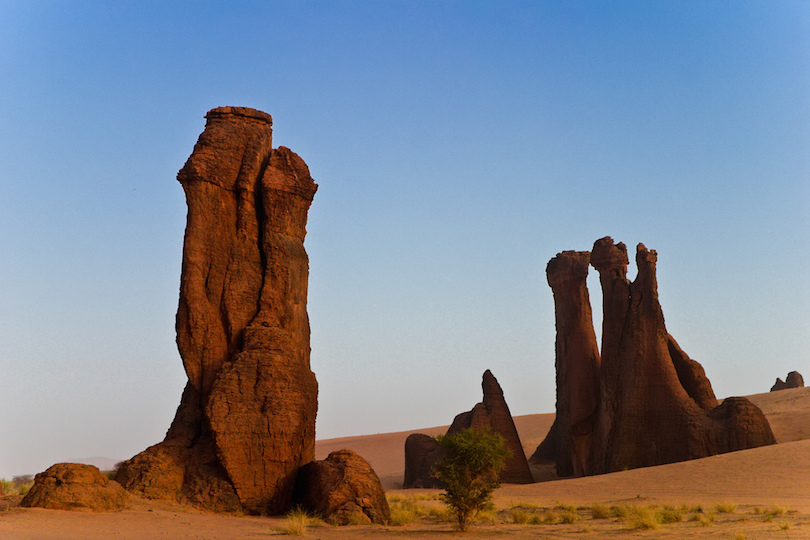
[116, 107, 318, 515]
[404, 370, 533, 487]
[294, 450, 390, 525]
[21, 463, 128, 512]
[535, 237, 776, 476]
[403, 433, 442, 488]
[771, 371, 805, 391]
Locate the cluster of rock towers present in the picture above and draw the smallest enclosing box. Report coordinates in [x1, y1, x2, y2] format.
[532, 238, 775, 477]
[22, 107, 777, 515]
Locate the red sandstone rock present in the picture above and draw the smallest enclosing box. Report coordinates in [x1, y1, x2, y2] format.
[116, 107, 318, 515]
[294, 450, 390, 525]
[22, 463, 128, 512]
[402, 433, 442, 488]
[771, 371, 805, 391]
[536, 251, 601, 477]
[535, 237, 776, 477]
[405, 370, 534, 486]
[447, 370, 534, 484]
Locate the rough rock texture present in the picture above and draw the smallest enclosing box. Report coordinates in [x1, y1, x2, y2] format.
[402, 433, 442, 488]
[447, 370, 534, 483]
[771, 371, 805, 392]
[21, 463, 128, 512]
[294, 450, 390, 525]
[534, 237, 776, 476]
[405, 371, 533, 487]
[116, 107, 318, 515]
[537, 251, 601, 477]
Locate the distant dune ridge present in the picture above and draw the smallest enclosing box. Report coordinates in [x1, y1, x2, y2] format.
[316, 386, 810, 491]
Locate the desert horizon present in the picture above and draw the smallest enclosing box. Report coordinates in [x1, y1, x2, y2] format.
[3, 386, 810, 538]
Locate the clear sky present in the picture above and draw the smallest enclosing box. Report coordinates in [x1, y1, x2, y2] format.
[1, 1, 808, 478]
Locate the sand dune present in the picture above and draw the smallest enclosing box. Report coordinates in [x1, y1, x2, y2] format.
[2, 387, 809, 539]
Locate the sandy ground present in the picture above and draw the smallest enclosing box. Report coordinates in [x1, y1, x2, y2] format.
[2, 386, 809, 539]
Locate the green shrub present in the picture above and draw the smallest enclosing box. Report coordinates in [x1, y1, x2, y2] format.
[433, 428, 510, 532]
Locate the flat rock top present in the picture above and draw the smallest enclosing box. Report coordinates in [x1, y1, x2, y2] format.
[205, 106, 273, 124]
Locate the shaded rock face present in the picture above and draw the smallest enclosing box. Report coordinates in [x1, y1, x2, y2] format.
[535, 237, 775, 476]
[771, 371, 805, 392]
[116, 107, 318, 515]
[404, 370, 533, 487]
[402, 433, 442, 488]
[294, 450, 391, 525]
[22, 463, 128, 512]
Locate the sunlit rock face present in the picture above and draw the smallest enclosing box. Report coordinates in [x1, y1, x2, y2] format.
[404, 370, 534, 487]
[534, 237, 775, 477]
[116, 107, 318, 515]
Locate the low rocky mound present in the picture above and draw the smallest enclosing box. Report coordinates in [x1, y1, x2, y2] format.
[772, 371, 804, 392]
[21, 463, 128, 512]
[294, 450, 390, 525]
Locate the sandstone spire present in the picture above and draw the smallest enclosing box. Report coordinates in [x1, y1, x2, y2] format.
[116, 107, 318, 514]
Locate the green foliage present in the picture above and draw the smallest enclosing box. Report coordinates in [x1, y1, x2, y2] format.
[433, 428, 510, 532]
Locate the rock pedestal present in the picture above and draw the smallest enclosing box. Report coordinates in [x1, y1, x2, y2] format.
[116, 107, 318, 514]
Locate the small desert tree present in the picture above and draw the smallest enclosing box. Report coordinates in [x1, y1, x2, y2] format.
[433, 427, 510, 531]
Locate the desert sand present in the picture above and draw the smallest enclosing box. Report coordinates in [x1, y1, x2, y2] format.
[2, 386, 809, 539]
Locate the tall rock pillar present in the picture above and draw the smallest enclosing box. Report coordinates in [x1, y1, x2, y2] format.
[117, 107, 318, 515]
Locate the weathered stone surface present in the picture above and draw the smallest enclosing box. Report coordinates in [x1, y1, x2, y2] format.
[536, 251, 601, 477]
[294, 450, 390, 525]
[22, 463, 128, 512]
[667, 335, 718, 411]
[447, 370, 534, 483]
[535, 237, 776, 476]
[116, 107, 318, 515]
[404, 371, 533, 486]
[771, 371, 805, 391]
[403, 433, 442, 488]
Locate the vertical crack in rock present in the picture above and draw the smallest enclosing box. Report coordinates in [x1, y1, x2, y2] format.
[116, 107, 318, 515]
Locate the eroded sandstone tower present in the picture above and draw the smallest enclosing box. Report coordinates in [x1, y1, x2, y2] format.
[533, 237, 775, 476]
[116, 107, 318, 514]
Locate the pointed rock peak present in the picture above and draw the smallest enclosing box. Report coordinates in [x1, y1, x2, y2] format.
[482, 370, 504, 399]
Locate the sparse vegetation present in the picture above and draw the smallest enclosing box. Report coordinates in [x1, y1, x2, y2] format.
[274, 507, 320, 536]
[590, 503, 610, 519]
[433, 427, 510, 531]
[1, 476, 34, 496]
[714, 501, 737, 514]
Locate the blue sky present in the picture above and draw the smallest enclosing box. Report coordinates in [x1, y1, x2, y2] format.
[1, 1, 808, 478]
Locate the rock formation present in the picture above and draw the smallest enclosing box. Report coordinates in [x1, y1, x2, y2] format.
[534, 237, 776, 476]
[294, 450, 390, 525]
[403, 433, 442, 488]
[404, 370, 533, 487]
[116, 107, 318, 515]
[771, 371, 805, 391]
[21, 463, 129, 512]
